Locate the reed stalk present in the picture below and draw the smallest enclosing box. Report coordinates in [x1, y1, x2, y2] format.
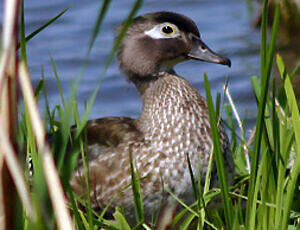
[19, 63, 74, 230]
[0, 0, 19, 229]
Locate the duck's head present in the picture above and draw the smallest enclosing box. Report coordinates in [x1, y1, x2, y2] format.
[117, 11, 231, 81]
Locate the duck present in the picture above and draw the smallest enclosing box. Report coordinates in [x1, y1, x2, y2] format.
[70, 11, 233, 217]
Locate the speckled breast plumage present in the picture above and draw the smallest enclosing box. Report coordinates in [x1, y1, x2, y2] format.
[70, 73, 231, 213]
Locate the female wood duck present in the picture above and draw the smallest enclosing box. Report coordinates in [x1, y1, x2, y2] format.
[71, 11, 233, 215]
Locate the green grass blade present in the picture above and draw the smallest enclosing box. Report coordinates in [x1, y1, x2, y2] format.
[203, 147, 214, 197]
[113, 208, 131, 230]
[186, 153, 198, 201]
[225, 105, 237, 157]
[290, 63, 300, 80]
[129, 151, 144, 223]
[73, 85, 99, 138]
[197, 152, 205, 229]
[19, 0, 27, 65]
[204, 73, 232, 229]
[246, 2, 280, 229]
[179, 212, 196, 230]
[78, 209, 90, 229]
[17, 7, 69, 49]
[34, 78, 44, 100]
[215, 92, 221, 120]
[68, 191, 85, 230]
[172, 206, 190, 227]
[87, 0, 112, 56]
[103, 0, 143, 73]
[280, 58, 300, 230]
[260, 0, 268, 81]
[50, 56, 66, 107]
[265, 3, 280, 79]
[74, 102, 93, 228]
[166, 188, 199, 217]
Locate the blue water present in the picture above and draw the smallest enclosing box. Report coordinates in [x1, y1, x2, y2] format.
[2, 0, 260, 126]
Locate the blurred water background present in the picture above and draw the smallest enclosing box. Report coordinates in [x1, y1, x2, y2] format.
[1, 0, 263, 128]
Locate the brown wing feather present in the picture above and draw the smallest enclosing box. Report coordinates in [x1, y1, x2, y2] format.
[71, 117, 143, 158]
[84, 116, 142, 147]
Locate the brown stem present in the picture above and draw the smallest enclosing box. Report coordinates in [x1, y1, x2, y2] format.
[0, 0, 20, 229]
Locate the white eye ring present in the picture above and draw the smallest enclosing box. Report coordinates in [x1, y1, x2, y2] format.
[144, 23, 180, 39]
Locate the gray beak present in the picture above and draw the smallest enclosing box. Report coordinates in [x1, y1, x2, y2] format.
[187, 34, 231, 67]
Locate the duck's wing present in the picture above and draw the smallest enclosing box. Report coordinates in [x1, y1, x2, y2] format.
[71, 116, 143, 159]
[83, 116, 142, 147]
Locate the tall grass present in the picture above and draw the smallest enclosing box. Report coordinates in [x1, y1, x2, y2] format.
[0, 0, 299, 229]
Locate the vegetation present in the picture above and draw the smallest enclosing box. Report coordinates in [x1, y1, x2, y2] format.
[0, 0, 299, 229]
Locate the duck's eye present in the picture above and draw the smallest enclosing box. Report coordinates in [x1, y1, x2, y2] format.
[144, 24, 179, 39]
[161, 25, 175, 35]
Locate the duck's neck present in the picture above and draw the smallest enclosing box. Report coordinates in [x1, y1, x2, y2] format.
[134, 72, 208, 139]
[130, 69, 176, 94]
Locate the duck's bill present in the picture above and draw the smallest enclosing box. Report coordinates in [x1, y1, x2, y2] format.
[187, 35, 231, 67]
